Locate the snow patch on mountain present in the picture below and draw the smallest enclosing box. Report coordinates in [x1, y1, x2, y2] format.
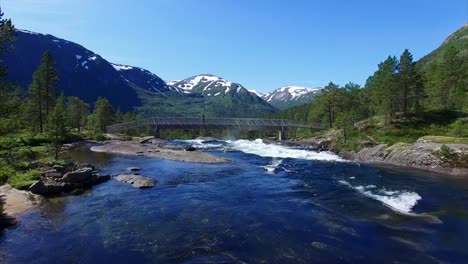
[175, 75, 233, 91]
[249, 89, 264, 97]
[264, 86, 321, 102]
[112, 64, 134, 71]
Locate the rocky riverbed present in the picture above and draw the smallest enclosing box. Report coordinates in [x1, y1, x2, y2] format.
[90, 140, 230, 164]
[291, 137, 468, 177]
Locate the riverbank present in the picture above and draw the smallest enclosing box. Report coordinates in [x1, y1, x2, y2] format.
[290, 137, 468, 177]
[90, 140, 230, 164]
[0, 184, 44, 218]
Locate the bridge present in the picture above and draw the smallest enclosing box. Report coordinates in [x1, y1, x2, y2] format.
[106, 117, 327, 140]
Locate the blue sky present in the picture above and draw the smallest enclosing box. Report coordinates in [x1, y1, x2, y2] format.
[3, 0, 467, 93]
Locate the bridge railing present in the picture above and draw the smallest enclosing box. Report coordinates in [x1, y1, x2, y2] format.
[106, 117, 326, 133]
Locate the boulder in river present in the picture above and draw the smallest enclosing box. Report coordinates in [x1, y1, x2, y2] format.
[184, 146, 196, 151]
[42, 169, 63, 179]
[127, 167, 141, 172]
[30, 180, 78, 195]
[90, 173, 111, 185]
[115, 174, 156, 189]
[62, 167, 93, 183]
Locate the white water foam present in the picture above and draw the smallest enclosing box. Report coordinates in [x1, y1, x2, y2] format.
[262, 159, 283, 173]
[228, 139, 344, 162]
[184, 139, 225, 150]
[339, 180, 422, 214]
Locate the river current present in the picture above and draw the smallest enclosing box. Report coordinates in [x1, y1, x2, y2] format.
[1, 139, 468, 263]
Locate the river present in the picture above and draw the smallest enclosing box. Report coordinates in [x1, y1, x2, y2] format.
[1, 139, 468, 263]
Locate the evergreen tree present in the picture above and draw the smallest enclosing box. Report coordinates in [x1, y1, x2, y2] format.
[27, 51, 59, 132]
[46, 93, 67, 160]
[67, 96, 89, 132]
[0, 7, 18, 134]
[40, 51, 59, 115]
[94, 98, 114, 133]
[398, 49, 424, 116]
[28, 69, 45, 132]
[438, 45, 463, 109]
[369, 56, 399, 124]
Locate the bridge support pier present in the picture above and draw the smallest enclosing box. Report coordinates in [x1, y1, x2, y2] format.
[154, 126, 160, 138]
[278, 129, 285, 141]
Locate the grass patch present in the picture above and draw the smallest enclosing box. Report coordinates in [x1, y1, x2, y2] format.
[7, 169, 41, 190]
[419, 136, 468, 144]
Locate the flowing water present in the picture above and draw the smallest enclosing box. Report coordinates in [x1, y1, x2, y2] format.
[1, 139, 468, 263]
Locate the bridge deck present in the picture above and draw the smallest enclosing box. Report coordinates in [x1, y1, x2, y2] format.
[106, 117, 326, 134]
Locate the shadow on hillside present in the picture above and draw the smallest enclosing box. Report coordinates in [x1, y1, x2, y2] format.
[392, 110, 467, 128]
[0, 195, 15, 235]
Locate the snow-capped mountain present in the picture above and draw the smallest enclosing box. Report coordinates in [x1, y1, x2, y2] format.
[171, 74, 262, 98]
[2, 29, 141, 111]
[263, 86, 322, 109]
[111, 63, 181, 95]
[166, 80, 180, 86]
[248, 89, 264, 98]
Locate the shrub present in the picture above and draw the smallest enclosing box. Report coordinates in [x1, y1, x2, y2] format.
[0, 164, 15, 185]
[94, 134, 107, 141]
[8, 169, 41, 190]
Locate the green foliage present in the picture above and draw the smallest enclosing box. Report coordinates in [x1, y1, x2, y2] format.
[46, 93, 68, 159]
[448, 119, 468, 137]
[67, 96, 89, 132]
[0, 163, 15, 185]
[27, 51, 59, 133]
[7, 169, 41, 190]
[94, 97, 114, 133]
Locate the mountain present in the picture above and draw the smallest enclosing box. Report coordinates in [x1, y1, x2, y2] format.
[111, 63, 182, 95]
[417, 24, 468, 69]
[149, 74, 277, 117]
[262, 86, 322, 109]
[1, 29, 276, 117]
[1, 29, 142, 112]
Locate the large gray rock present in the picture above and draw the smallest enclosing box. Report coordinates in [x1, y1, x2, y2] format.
[355, 144, 388, 162]
[62, 168, 93, 183]
[90, 173, 111, 185]
[42, 169, 63, 179]
[115, 174, 156, 189]
[29, 180, 79, 195]
[52, 165, 65, 172]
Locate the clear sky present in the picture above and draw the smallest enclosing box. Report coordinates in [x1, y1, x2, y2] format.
[2, 0, 467, 93]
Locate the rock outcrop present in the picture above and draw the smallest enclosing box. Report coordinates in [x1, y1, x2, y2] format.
[115, 174, 156, 189]
[28, 162, 110, 196]
[351, 142, 468, 176]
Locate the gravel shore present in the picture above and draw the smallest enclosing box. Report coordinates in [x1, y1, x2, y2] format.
[91, 140, 230, 164]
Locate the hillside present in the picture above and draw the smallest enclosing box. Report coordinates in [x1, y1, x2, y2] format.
[1, 30, 141, 112]
[417, 23, 468, 70]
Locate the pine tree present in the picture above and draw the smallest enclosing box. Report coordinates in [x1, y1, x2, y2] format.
[27, 51, 59, 132]
[28, 69, 45, 132]
[438, 45, 462, 109]
[94, 98, 114, 133]
[398, 49, 425, 115]
[67, 96, 89, 132]
[0, 6, 18, 134]
[369, 56, 399, 124]
[40, 51, 59, 115]
[46, 93, 67, 160]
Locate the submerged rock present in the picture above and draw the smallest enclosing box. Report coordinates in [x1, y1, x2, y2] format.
[184, 146, 196, 151]
[127, 167, 141, 172]
[115, 174, 156, 189]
